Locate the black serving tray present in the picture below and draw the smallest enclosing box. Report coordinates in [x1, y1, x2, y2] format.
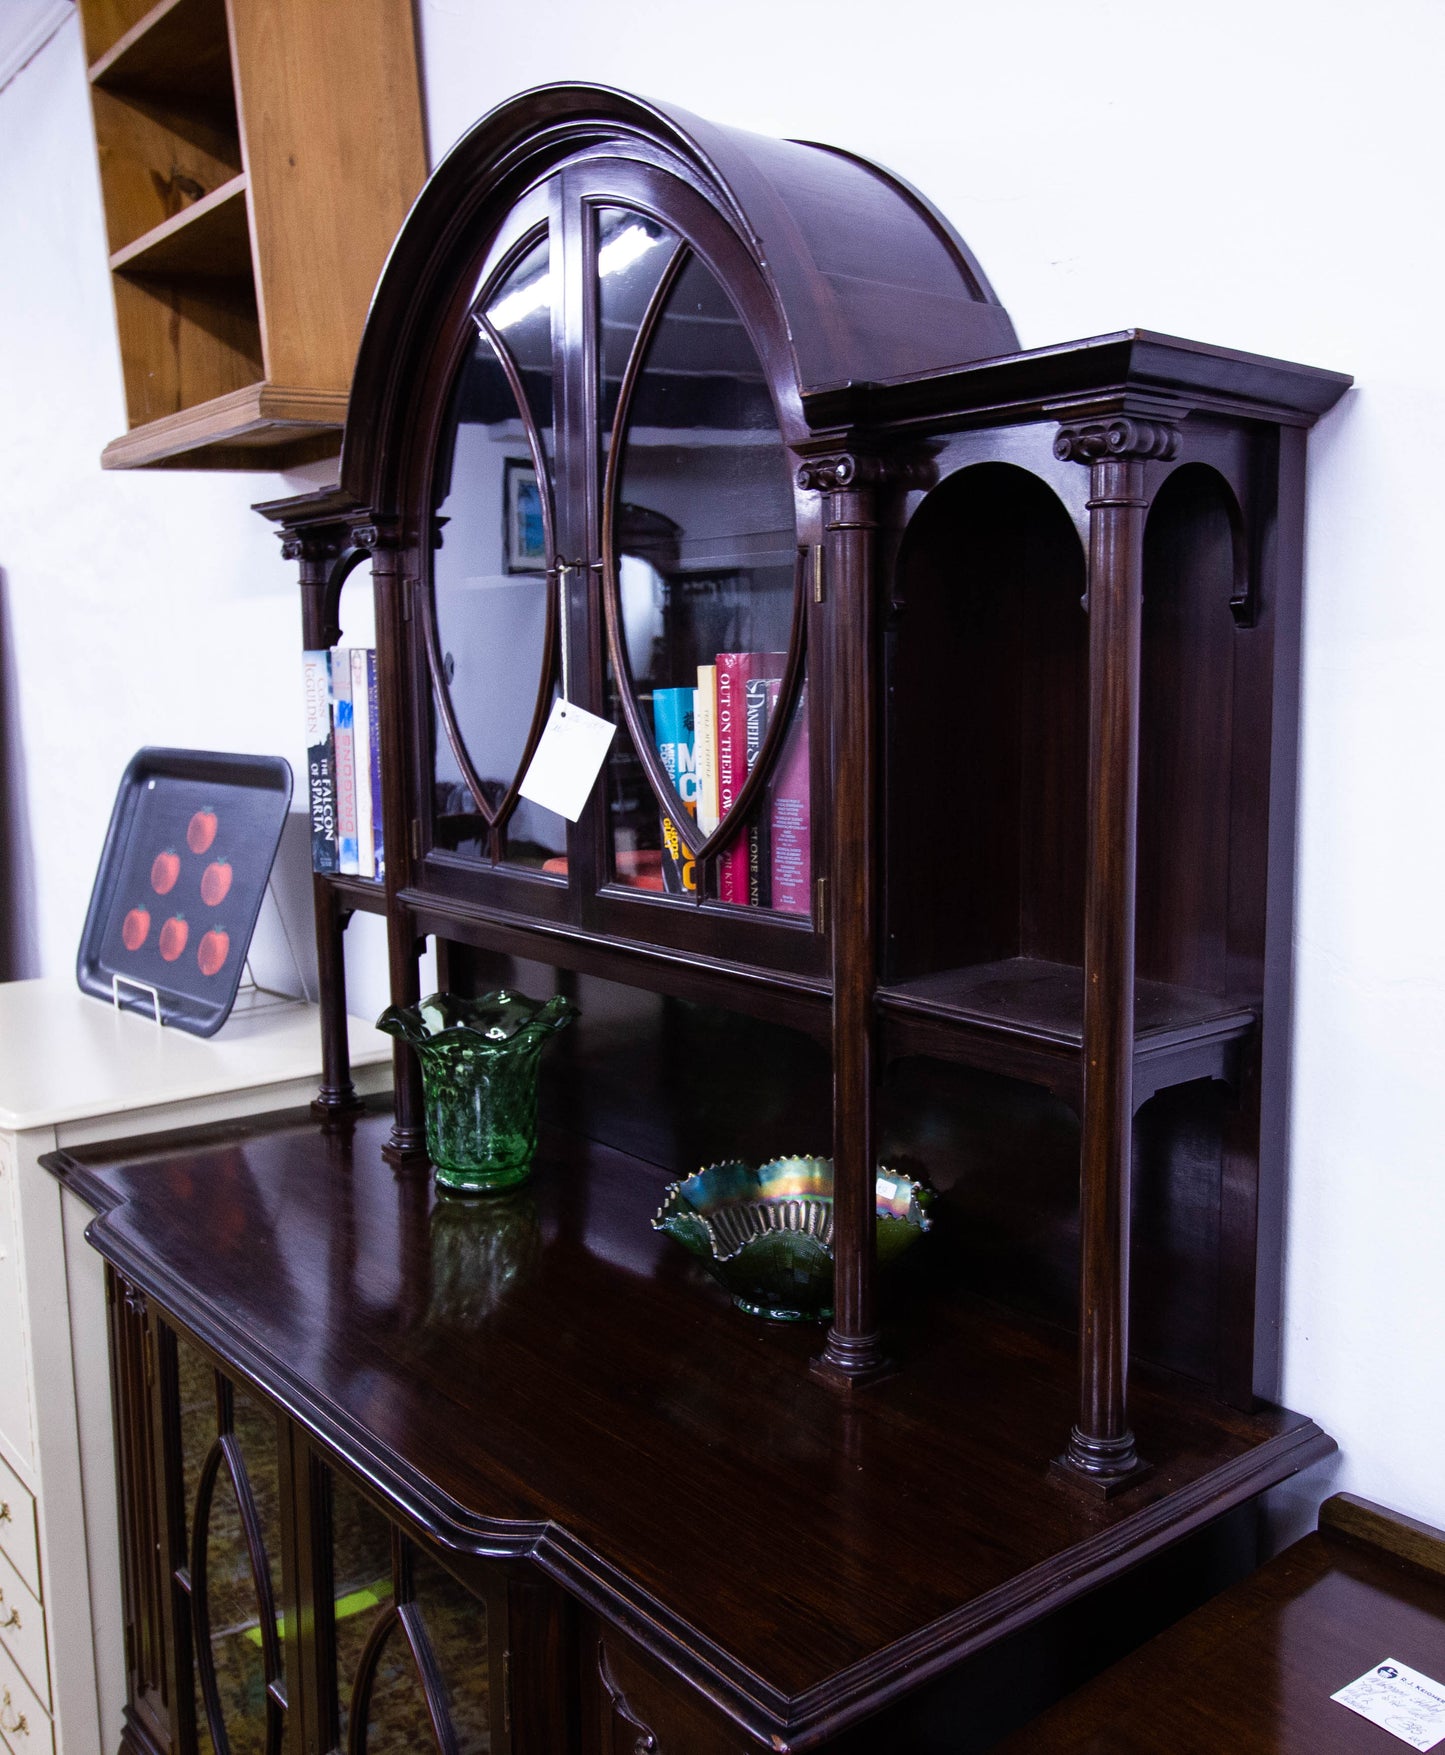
[77, 748, 293, 1036]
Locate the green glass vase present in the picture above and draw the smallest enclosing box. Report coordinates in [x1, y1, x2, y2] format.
[376, 989, 577, 1192]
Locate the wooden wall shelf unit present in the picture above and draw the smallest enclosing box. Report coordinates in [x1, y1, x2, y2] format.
[56, 85, 1351, 1753]
[75, 0, 427, 470]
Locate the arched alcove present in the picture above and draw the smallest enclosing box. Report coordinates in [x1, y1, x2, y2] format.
[1138, 463, 1247, 996]
[885, 460, 1088, 984]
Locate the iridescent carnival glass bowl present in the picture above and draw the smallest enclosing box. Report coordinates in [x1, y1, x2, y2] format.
[376, 989, 576, 1192]
[652, 1155, 933, 1321]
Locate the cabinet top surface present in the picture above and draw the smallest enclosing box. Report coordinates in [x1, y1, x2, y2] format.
[992, 1501, 1445, 1753]
[61, 1105, 1330, 1736]
[0, 978, 389, 1131]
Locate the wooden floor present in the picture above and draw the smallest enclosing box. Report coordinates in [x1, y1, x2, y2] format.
[56, 1105, 1332, 1747]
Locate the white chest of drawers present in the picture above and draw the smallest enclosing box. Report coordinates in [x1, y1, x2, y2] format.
[0, 980, 390, 1755]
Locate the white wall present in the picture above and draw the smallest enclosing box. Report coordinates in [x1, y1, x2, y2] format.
[2, 1, 1442, 1539]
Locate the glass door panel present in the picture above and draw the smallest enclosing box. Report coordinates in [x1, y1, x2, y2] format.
[329, 1466, 500, 1754]
[353, 1618, 438, 1753]
[596, 206, 679, 473]
[411, 1547, 494, 1752]
[428, 231, 567, 872]
[200, 1469, 269, 1755]
[173, 1333, 286, 1755]
[601, 237, 804, 906]
[329, 1467, 395, 1752]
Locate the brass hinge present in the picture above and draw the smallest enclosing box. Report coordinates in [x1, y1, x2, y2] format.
[812, 543, 825, 604]
[143, 1324, 156, 1389]
[815, 874, 828, 932]
[502, 1649, 513, 1735]
[410, 819, 422, 862]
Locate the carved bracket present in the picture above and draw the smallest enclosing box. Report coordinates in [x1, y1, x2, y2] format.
[1053, 417, 1180, 466]
[597, 1642, 660, 1753]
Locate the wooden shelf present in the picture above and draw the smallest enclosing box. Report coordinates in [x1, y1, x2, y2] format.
[52, 1105, 1333, 1750]
[401, 884, 833, 1039]
[100, 381, 347, 470]
[88, 0, 233, 107]
[76, 0, 425, 469]
[878, 957, 1256, 1103]
[993, 1494, 1445, 1753]
[108, 171, 249, 276]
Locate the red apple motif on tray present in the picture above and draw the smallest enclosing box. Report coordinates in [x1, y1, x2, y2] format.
[121, 907, 150, 951]
[187, 808, 218, 854]
[150, 850, 180, 895]
[200, 858, 233, 907]
[159, 916, 188, 962]
[197, 928, 230, 978]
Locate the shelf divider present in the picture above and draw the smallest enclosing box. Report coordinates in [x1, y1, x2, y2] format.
[108, 172, 250, 277]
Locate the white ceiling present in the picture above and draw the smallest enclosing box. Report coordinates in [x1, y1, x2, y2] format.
[0, 0, 75, 96]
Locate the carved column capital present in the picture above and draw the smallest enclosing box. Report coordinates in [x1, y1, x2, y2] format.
[1053, 417, 1180, 466]
[278, 528, 344, 565]
[350, 514, 405, 555]
[796, 452, 890, 492]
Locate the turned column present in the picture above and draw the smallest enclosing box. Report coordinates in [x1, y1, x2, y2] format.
[356, 518, 428, 1164]
[802, 454, 889, 1387]
[1053, 414, 1177, 1492]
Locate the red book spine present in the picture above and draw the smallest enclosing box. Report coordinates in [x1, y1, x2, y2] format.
[769, 682, 811, 915]
[715, 652, 750, 902]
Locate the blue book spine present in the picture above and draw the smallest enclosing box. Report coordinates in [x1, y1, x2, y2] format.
[367, 648, 385, 880]
[331, 650, 359, 875]
[652, 687, 697, 895]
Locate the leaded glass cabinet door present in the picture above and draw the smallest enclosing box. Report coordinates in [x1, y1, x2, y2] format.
[573, 165, 824, 976]
[409, 156, 825, 973]
[421, 187, 570, 900]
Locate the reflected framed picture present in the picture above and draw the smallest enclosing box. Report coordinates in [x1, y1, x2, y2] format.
[504, 458, 546, 573]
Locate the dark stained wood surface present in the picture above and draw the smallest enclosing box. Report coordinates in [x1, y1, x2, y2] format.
[993, 1495, 1445, 1753]
[804, 328, 1353, 434]
[53, 1106, 1331, 1748]
[879, 957, 1254, 1051]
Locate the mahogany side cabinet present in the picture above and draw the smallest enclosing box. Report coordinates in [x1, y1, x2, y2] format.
[49, 83, 1352, 1755]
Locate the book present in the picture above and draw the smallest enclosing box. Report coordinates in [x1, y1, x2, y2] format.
[715, 651, 785, 904]
[350, 647, 376, 879]
[652, 686, 698, 895]
[301, 650, 338, 874]
[744, 674, 775, 906]
[331, 647, 359, 875]
[367, 649, 385, 879]
[694, 663, 719, 837]
[769, 682, 811, 915]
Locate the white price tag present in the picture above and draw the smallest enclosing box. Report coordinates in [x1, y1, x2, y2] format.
[518, 698, 617, 822]
[1333, 1658, 1445, 1750]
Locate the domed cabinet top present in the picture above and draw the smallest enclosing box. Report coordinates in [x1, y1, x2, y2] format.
[342, 81, 1017, 505]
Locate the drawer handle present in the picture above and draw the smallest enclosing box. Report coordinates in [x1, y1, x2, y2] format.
[1, 1686, 27, 1736]
[0, 1500, 11, 1523]
[0, 1605, 18, 1630]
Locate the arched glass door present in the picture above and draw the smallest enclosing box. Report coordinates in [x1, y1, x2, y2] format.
[595, 202, 811, 914]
